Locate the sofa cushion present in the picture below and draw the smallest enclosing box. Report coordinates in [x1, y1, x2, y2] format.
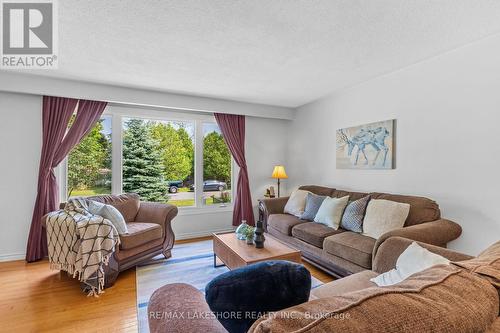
[283, 190, 310, 217]
[120, 222, 162, 250]
[267, 214, 307, 236]
[313, 196, 349, 229]
[292, 222, 344, 248]
[311, 270, 378, 299]
[371, 192, 440, 226]
[340, 195, 371, 233]
[88, 200, 128, 235]
[299, 185, 335, 197]
[323, 232, 376, 269]
[331, 189, 368, 201]
[300, 192, 326, 221]
[363, 199, 410, 239]
[87, 193, 140, 222]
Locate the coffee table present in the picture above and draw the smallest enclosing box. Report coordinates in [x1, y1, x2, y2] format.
[212, 231, 302, 270]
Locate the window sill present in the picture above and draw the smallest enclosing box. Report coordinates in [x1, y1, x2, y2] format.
[177, 204, 234, 216]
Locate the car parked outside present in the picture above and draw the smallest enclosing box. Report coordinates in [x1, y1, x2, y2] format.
[166, 180, 183, 193]
[189, 180, 227, 192]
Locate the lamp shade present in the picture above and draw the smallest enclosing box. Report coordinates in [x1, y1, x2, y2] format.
[271, 165, 288, 179]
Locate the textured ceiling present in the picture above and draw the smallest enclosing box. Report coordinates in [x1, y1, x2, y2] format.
[12, 0, 500, 107]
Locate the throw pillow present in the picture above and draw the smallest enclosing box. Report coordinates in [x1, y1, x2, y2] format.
[371, 242, 450, 286]
[340, 195, 371, 232]
[284, 190, 310, 217]
[362, 199, 410, 239]
[313, 196, 349, 229]
[88, 200, 128, 235]
[301, 193, 327, 220]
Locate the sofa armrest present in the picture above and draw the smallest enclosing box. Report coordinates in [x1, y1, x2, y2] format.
[372, 219, 462, 260]
[148, 283, 227, 333]
[135, 202, 178, 257]
[135, 202, 178, 228]
[372, 236, 473, 273]
[259, 197, 289, 230]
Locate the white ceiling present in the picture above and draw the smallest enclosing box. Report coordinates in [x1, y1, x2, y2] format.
[12, 0, 500, 107]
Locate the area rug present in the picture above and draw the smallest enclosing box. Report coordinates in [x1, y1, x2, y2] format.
[136, 239, 324, 333]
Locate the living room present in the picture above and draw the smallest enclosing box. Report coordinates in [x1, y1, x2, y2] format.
[1, 1, 500, 332]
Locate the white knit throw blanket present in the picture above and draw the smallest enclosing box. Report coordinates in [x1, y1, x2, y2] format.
[46, 198, 120, 296]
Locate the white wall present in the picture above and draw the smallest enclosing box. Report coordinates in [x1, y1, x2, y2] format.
[288, 34, 500, 255]
[0, 91, 289, 260]
[0, 92, 41, 260]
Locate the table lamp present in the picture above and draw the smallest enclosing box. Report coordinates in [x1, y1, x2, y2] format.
[271, 165, 288, 197]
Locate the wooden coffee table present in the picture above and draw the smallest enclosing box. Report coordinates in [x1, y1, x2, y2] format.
[212, 232, 302, 270]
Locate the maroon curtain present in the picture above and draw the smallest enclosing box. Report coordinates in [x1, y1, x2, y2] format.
[26, 96, 107, 262]
[214, 113, 255, 226]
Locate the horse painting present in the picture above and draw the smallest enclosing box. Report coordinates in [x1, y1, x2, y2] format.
[336, 120, 394, 169]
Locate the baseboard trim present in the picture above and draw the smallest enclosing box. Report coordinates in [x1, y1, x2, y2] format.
[0, 229, 235, 262]
[175, 228, 235, 240]
[0, 252, 25, 262]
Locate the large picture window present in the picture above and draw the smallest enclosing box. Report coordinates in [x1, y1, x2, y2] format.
[122, 117, 195, 207]
[62, 108, 233, 211]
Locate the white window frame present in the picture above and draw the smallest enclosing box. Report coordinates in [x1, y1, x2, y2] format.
[57, 104, 235, 216]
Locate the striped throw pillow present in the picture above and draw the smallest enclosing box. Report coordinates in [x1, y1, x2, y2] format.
[340, 196, 370, 233]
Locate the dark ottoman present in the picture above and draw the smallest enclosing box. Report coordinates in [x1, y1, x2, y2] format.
[205, 260, 311, 333]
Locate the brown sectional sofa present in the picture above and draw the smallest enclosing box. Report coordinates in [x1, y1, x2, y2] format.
[259, 185, 462, 277]
[148, 237, 500, 332]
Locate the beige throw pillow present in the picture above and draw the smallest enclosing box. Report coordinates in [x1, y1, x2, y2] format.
[284, 190, 310, 217]
[363, 199, 410, 239]
[313, 196, 349, 229]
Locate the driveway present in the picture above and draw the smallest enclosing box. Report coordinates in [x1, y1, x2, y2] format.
[169, 191, 220, 200]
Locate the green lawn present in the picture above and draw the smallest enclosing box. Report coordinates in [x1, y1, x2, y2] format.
[169, 199, 195, 207]
[71, 187, 227, 207]
[168, 197, 217, 207]
[70, 187, 110, 197]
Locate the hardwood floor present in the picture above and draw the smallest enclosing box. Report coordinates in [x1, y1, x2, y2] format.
[0, 238, 333, 333]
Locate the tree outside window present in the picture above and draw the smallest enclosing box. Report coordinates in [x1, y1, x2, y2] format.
[67, 116, 111, 198]
[203, 123, 232, 206]
[122, 118, 196, 207]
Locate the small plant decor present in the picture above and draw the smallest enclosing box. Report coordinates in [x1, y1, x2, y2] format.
[244, 226, 255, 245]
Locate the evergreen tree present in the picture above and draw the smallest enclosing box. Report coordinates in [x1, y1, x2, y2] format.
[203, 131, 231, 185]
[122, 119, 168, 201]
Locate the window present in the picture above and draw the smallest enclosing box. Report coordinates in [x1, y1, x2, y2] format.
[203, 123, 232, 206]
[122, 117, 195, 207]
[67, 115, 112, 198]
[62, 108, 233, 211]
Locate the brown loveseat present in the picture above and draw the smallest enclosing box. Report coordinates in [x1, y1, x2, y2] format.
[147, 237, 500, 332]
[43, 193, 178, 286]
[259, 185, 462, 277]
